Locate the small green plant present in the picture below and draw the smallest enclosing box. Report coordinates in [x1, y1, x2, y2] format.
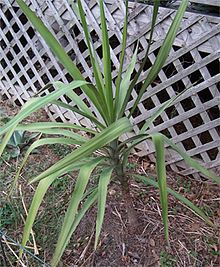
[160, 251, 177, 267]
[0, 0, 219, 266]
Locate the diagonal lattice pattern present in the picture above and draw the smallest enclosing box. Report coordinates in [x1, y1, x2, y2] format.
[0, 0, 220, 178]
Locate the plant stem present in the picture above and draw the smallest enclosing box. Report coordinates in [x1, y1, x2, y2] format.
[116, 163, 139, 232]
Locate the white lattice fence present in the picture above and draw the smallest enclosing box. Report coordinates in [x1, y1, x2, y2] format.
[0, 0, 220, 178]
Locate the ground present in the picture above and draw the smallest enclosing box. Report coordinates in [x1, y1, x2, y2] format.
[0, 98, 219, 267]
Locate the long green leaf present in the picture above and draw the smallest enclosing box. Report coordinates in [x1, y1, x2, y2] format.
[0, 81, 88, 137]
[52, 157, 103, 266]
[161, 134, 220, 185]
[51, 189, 98, 266]
[16, 0, 106, 121]
[116, 44, 139, 118]
[9, 137, 80, 196]
[20, 160, 85, 258]
[134, 175, 215, 228]
[95, 167, 113, 248]
[77, 0, 108, 123]
[29, 117, 132, 183]
[114, 0, 129, 118]
[152, 133, 169, 241]
[51, 100, 105, 130]
[99, 0, 114, 122]
[119, 0, 160, 118]
[16, 122, 97, 135]
[125, 0, 188, 118]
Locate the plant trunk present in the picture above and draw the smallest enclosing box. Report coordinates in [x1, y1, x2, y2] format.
[116, 165, 139, 233]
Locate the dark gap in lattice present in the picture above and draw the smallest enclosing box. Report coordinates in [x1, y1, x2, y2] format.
[143, 57, 152, 71]
[96, 45, 103, 59]
[6, 51, 13, 61]
[0, 18, 6, 30]
[153, 47, 160, 57]
[2, 94, 8, 101]
[67, 49, 76, 61]
[198, 88, 213, 103]
[48, 68, 58, 78]
[206, 59, 220, 77]
[7, 70, 14, 80]
[199, 131, 213, 144]
[6, 31, 13, 42]
[27, 27, 35, 39]
[173, 122, 187, 135]
[199, 51, 209, 58]
[172, 80, 185, 93]
[189, 114, 203, 128]
[182, 138, 196, 151]
[162, 62, 177, 78]
[85, 56, 92, 68]
[207, 105, 219, 121]
[90, 30, 99, 42]
[12, 22, 20, 33]
[111, 60, 116, 71]
[137, 121, 145, 129]
[55, 117, 63, 122]
[65, 73, 73, 82]
[134, 81, 142, 94]
[130, 106, 141, 118]
[131, 69, 137, 80]
[153, 115, 163, 126]
[41, 74, 50, 84]
[78, 39, 87, 53]
[71, 24, 80, 37]
[128, 93, 133, 102]
[207, 148, 218, 160]
[27, 48, 35, 59]
[13, 44, 20, 54]
[76, 62, 84, 73]
[63, 95, 72, 104]
[34, 61, 42, 71]
[19, 35, 28, 47]
[179, 52, 195, 69]
[59, 35, 69, 48]
[1, 59, 7, 68]
[20, 76, 28, 85]
[14, 63, 21, 73]
[14, 99, 22, 106]
[74, 87, 83, 96]
[5, 9, 13, 21]
[27, 69, 35, 79]
[109, 34, 120, 49]
[161, 128, 171, 138]
[34, 81, 42, 90]
[173, 45, 181, 51]
[180, 97, 195, 111]
[142, 97, 155, 110]
[156, 89, 170, 103]
[165, 105, 179, 119]
[85, 76, 92, 83]
[84, 98, 91, 108]
[138, 42, 144, 53]
[1, 39, 6, 49]
[188, 70, 204, 85]
[152, 75, 161, 87]
[12, 6, 19, 12]
[19, 13, 28, 25]
[20, 56, 28, 66]
[194, 154, 203, 160]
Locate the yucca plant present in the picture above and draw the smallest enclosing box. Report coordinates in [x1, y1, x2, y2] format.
[0, 0, 219, 266]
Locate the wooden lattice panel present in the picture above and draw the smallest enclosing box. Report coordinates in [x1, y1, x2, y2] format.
[0, 0, 220, 178]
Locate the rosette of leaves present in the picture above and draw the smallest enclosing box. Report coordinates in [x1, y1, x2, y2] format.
[0, 0, 219, 266]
